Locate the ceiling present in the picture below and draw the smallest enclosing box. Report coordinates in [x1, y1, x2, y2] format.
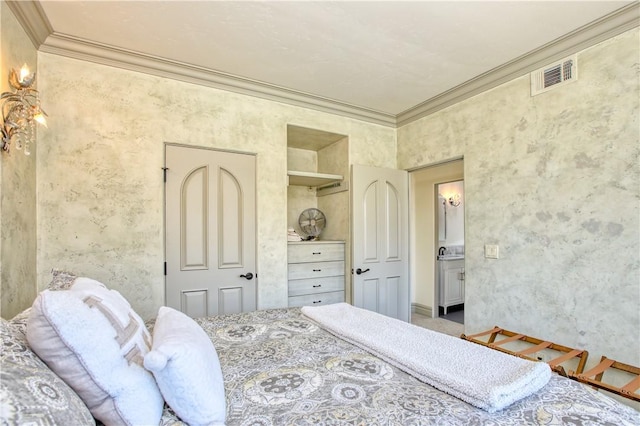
[8, 1, 639, 127]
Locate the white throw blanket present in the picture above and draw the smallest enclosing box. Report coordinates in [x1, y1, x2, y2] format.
[301, 303, 551, 412]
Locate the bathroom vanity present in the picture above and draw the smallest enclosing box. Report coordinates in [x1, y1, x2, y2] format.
[438, 257, 465, 315]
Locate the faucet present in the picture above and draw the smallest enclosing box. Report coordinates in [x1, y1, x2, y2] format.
[438, 247, 446, 256]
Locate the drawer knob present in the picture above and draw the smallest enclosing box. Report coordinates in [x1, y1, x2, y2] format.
[312, 252, 322, 255]
[312, 300, 322, 304]
[312, 284, 322, 288]
[313, 269, 322, 272]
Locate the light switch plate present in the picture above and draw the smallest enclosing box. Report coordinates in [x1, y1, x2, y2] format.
[485, 244, 499, 259]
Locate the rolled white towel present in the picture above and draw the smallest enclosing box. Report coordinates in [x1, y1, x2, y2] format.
[302, 303, 551, 412]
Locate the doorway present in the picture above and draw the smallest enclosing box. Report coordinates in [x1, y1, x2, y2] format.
[436, 180, 465, 324]
[409, 159, 464, 321]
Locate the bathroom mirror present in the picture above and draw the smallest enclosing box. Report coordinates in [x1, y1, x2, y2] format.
[437, 180, 464, 245]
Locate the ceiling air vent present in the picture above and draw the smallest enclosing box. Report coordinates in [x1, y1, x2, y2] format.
[531, 55, 577, 96]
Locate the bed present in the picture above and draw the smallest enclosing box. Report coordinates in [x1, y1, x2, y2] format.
[156, 305, 639, 426]
[3, 270, 638, 426]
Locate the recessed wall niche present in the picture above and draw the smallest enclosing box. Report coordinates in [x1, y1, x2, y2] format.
[286, 125, 349, 242]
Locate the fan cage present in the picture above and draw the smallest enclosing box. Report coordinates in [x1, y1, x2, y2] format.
[298, 208, 326, 239]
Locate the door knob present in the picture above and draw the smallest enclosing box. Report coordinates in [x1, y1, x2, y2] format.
[240, 272, 254, 280]
[355, 268, 370, 275]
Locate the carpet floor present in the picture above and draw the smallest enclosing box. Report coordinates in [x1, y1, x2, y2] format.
[411, 312, 464, 337]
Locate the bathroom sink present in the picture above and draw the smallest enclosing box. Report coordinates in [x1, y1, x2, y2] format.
[437, 254, 464, 260]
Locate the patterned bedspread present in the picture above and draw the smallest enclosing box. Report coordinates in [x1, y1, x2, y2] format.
[158, 308, 639, 426]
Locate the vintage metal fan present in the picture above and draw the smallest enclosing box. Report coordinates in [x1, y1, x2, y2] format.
[298, 208, 326, 240]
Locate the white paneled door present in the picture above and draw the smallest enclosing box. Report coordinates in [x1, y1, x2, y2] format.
[165, 145, 256, 317]
[351, 164, 409, 321]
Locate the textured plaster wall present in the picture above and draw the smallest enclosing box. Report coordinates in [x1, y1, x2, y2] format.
[36, 53, 396, 319]
[398, 28, 640, 365]
[0, 3, 38, 319]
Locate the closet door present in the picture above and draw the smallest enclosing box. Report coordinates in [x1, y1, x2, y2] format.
[165, 144, 256, 317]
[351, 164, 409, 322]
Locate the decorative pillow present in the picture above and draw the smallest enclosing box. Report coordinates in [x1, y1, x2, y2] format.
[144, 306, 226, 426]
[7, 269, 78, 336]
[26, 277, 164, 425]
[0, 318, 95, 425]
[9, 308, 32, 336]
[47, 268, 78, 291]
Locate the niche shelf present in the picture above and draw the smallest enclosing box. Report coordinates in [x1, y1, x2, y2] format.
[287, 170, 343, 187]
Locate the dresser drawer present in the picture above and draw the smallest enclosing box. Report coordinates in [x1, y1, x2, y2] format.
[288, 261, 344, 280]
[288, 242, 344, 263]
[288, 291, 345, 308]
[288, 275, 344, 297]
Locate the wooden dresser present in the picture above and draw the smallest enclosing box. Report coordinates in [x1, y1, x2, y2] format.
[287, 241, 345, 307]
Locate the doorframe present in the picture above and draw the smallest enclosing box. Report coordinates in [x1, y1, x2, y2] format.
[408, 157, 464, 319]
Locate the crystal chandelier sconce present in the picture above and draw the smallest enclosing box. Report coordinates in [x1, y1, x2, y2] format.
[1, 64, 47, 155]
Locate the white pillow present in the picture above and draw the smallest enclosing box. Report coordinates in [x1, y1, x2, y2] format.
[144, 306, 226, 426]
[26, 278, 164, 426]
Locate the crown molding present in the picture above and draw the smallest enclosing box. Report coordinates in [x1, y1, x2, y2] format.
[5, 2, 395, 127]
[5, 0, 51, 49]
[39, 33, 397, 127]
[7, 1, 639, 129]
[396, 2, 640, 127]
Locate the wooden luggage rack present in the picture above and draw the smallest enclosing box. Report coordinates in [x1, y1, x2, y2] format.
[461, 326, 588, 376]
[569, 356, 640, 402]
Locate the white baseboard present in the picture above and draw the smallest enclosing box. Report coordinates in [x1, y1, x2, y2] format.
[412, 303, 432, 317]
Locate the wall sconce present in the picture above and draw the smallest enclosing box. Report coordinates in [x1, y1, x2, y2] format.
[1, 64, 47, 155]
[448, 194, 461, 207]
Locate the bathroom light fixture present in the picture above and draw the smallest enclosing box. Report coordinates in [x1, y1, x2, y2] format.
[1, 64, 47, 155]
[448, 194, 461, 207]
